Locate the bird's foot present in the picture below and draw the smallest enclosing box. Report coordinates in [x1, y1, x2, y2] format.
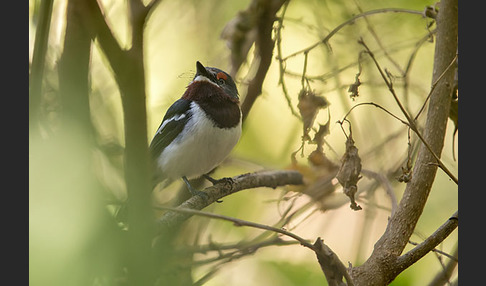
[202, 174, 234, 203]
[182, 176, 209, 201]
[203, 174, 234, 187]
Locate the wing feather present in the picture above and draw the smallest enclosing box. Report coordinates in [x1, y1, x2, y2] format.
[149, 98, 192, 162]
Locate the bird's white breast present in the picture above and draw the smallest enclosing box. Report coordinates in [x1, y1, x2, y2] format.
[157, 102, 241, 180]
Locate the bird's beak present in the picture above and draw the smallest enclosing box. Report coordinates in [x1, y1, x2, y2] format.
[196, 61, 212, 80]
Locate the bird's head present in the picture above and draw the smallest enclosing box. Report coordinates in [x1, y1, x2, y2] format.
[190, 61, 239, 101]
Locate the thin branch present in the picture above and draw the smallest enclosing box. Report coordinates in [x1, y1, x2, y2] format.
[189, 237, 300, 258]
[428, 243, 458, 286]
[358, 39, 412, 124]
[156, 206, 315, 250]
[352, 0, 405, 75]
[402, 30, 436, 109]
[157, 206, 354, 286]
[407, 240, 457, 262]
[396, 211, 458, 270]
[361, 169, 398, 216]
[414, 53, 458, 120]
[275, 0, 300, 118]
[282, 8, 424, 61]
[358, 38, 458, 185]
[341, 102, 409, 126]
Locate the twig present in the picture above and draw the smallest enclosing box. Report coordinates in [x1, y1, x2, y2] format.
[414, 53, 458, 121]
[361, 169, 398, 216]
[341, 101, 409, 126]
[428, 243, 458, 286]
[189, 237, 299, 257]
[402, 30, 436, 109]
[282, 8, 424, 61]
[352, 0, 405, 75]
[275, 0, 300, 118]
[358, 38, 458, 185]
[156, 206, 315, 249]
[158, 206, 354, 286]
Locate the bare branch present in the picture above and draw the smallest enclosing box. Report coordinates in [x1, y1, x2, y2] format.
[85, 0, 126, 76]
[341, 102, 409, 126]
[275, 1, 300, 118]
[350, 1, 458, 284]
[414, 53, 458, 121]
[314, 237, 355, 286]
[361, 169, 398, 216]
[157, 205, 354, 286]
[397, 211, 458, 270]
[282, 8, 424, 61]
[358, 38, 458, 185]
[156, 170, 304, 231]
[240, 0, 289, 121]
[156, 206, 315, 249]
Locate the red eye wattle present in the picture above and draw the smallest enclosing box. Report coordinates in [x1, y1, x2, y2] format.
[217, 72, 228, 81]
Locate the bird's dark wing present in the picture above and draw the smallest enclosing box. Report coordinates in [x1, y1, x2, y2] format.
[149, 98, 192, 162]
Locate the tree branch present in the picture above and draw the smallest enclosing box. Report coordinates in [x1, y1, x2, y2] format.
[156, 170, 303, 231]
[358, 39, 458, 184]
[396, 211, 457, 271]
[156, 206, 315, 249]
[239, 0, 288, 121]
[85, 0, 126, 78]
[282, 8, 425, 61]
[314, 238, 355, 286]
[83, 1, 160, 284]
[157, 205, 353, 286]
[350, 1, 458, 284]
[29, 0, 54, 134]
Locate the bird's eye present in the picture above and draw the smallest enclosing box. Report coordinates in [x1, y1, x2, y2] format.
[216, 72, 227, 85]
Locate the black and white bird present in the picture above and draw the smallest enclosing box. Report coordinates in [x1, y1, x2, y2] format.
[149, 61, 242, 197]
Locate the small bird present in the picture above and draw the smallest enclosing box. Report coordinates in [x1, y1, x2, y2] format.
[149, 61, 242, 198]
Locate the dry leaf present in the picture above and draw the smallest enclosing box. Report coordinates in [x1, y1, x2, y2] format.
[336, 134, 362, 210]
[297, 89, 329, 141]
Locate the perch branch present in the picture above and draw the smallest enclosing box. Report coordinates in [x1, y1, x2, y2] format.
[156, 170, 303, 231]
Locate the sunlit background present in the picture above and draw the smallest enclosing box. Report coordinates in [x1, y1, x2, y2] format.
[30, 0, 457, 285]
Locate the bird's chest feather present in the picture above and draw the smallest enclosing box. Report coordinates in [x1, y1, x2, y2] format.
[158, 102, 241, 179]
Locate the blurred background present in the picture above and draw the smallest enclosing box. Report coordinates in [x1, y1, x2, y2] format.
[29, 0, 457, 285]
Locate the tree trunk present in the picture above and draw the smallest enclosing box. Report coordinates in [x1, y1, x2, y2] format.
[349, 0, 458, 284]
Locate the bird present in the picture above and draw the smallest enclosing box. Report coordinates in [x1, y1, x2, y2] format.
[149, 61, 242, 198]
